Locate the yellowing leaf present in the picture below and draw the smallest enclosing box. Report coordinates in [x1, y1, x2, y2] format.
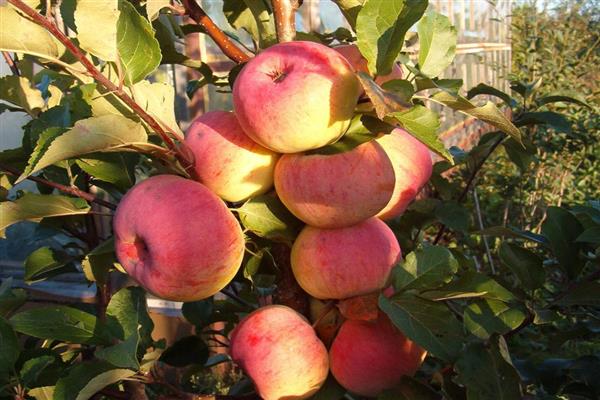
[74, 0, 120, 61]
[0, 76, 45, 115]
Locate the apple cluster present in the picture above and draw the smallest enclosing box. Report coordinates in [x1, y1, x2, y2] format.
[113, 41, 433, 399]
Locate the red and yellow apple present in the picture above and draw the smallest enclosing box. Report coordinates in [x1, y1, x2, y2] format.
[376, 128, 433, 219]
[230, 305, 329, 400]
[113, 175, 245, 302]
[185, 110, 279, 202]
[291, 218, 401, 300]
[329, 313, 426, 397]
[274, 141, 395, 228]
[233, 41, 360, 153]
[334, 44, 403, 90]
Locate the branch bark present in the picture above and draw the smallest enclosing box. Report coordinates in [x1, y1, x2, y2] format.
[2, 51, 20, 76]
[181, 0, 250, 63]
[0, 163, 117, 210]
[272, 0, 300, 42]
[6, 0, 195, 176]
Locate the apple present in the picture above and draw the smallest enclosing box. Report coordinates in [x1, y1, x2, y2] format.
[274, 141, 396, 228]
[291, 217, 401, 299]
[329, 313, 426, 397]
[376, 128, 433, 220]
[233, 41, 360, 153]
[334, 44, 404, 91]
[230, 305, 329, 400]
[185, 110, 279, 202]
[113, 175, 245, 302]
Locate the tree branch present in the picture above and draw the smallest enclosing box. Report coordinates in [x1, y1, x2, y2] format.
[433, 134, 505, 245]
[6, 0, 195, 176]
[181, 0, 250, 63]
[0, 163, 117, 211]
[2, 51, 20, 76]
[272, 0, 300, 43]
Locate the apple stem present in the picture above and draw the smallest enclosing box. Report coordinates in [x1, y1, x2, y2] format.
[272, 0, 300, 43]
[6, 0, 197, 177]
[181, 0, 251, 63]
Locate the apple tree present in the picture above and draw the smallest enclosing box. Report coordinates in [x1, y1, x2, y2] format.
[0, 0, 598, 399]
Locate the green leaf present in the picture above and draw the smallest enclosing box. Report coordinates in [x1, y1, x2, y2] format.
[117, 0, 161, 84]
[393, 245, 458, 291]
[146, 0, 171, 20]
[331, 0, 365, 28]
[76, 153, 137, 192]
[541, 207, 585, 278]
[237, 193, 304, 242]
[503, 137, 536, 172]
[356, 0, 428, 75]
[390, 105, 451, 161]
[357, 73, 411, 119]
[467, 83, 516, 108]
[223, 0, 276, 49]
[310, 114, 382, 155]
[19, 355, 57, 388]
[81, 238, 119, 285]
[554, 281, 600, 307]
[0, 6, 66, 66]
[159, 335, 209, 367]
[74, 0, 119, 61]
[19, 115, 148, 181]
[380, 79, 415, 100]
[0, 316, 19, 376]
[0, 193, 90, 238]
[181, 299, 214, 330]
[435, 201, 471, 232]
[576, 226, 600, 244]
[536, 91, 592, 109]
[0, 76, 45, 116]
[498, 243, 545, 290]
[455, 339, 522, 399]
[95, 334, 140, 370]
[0, 279, 26, 317]
[379, 294, 464, 362]
[414, 76, 463, 94]
[435, 271, 515, 302]
[417, 12, 457, 78]
[514, 111, 572, 134]
[10, 306, 109, 344]
[54, 360, 135, 400]
[28, 386, 55, 400]
[473, 225, 549, 246]
[430, 91, 522, 143]
[106, 287, 154, 349]
[131, 80, 184, 137]
[24, 246, 74, 283]
[463, 299, 526, 339]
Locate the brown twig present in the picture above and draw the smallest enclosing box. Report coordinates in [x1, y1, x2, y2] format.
[181, 0, 250, 63]
[272, 0, 300, 43]
[2, 51, 20, 76]
[433, 134, 505, 245]
[0, 163, 117, 210]
[6, 0, 195, 176]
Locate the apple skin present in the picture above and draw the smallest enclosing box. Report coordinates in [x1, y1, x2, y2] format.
[233, 41, 360, 153]
[329, 313, 427, 397]
[274, 141, 396, 228]
[185, 110, 279, 202]
[376, 128, 433, 220]
[113, 175, 245, 302]
[334, 44, 403, 90]
[230, 305, 329, 400]
[291, 218, 401, 300]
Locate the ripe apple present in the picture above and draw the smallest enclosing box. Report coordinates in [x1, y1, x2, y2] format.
[113, 175, 245, 302]
[230, 305, 329, 400]
[185, 110, 279, 202]
[329, 313, 426, 397]
[291, 218, 401, 299]
[376, 128, 433, 219]
[233, 41, 360, 153]
[274, 141, 395, 228]
[334, 44, 404, 91]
